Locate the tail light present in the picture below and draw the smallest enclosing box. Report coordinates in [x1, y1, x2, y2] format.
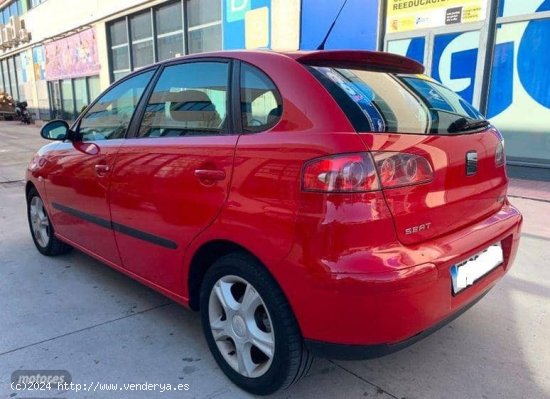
[302, 153, 380, 192]
[302, 152, 433, 192]
[495, 140, 505, 167]
[372, 152, 433, 188]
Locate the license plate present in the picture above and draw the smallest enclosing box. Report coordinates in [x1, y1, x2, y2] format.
[450, 243, 503, 294]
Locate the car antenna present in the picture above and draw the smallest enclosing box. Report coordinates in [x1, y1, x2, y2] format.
[316, 0, 348, 50]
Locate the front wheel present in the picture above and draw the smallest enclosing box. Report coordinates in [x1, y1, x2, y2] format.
[27, 188, 72, 256]
[200, 253, 312, 395]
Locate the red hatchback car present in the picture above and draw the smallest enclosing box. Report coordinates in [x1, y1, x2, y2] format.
[27, 50, 522, 395]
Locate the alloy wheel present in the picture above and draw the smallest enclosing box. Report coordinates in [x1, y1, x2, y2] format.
[208, 275, 275, 378]
[29, 196, 50, 248]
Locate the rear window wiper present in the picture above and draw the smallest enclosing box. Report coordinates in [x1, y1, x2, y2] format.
[447, 117, 490, 133]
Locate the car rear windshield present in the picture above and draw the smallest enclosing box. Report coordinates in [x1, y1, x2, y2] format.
[307, 65, 486, 135]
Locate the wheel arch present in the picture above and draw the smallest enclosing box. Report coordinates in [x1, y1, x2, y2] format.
[187, 239, 273, 311]
[25, 181, 37, 200]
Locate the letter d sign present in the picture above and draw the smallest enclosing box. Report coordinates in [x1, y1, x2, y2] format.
[227, 0, 251, 22]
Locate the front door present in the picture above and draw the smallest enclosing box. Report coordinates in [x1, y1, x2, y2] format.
[108, 60, 237, 292]
[45, 70, 155, 265]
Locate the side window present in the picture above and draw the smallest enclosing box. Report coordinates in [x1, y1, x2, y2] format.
[79, 70, 154, 141]
[240, 63, 282, 133]
[137, 62, 228, 138]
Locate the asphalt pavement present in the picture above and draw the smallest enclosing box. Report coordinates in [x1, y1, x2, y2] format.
[1, 121, 549, 399]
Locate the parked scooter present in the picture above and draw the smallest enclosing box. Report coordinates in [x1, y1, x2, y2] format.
[15, 100, 31, 124]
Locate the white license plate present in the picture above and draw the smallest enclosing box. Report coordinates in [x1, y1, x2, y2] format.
[450, 243, 503, 294]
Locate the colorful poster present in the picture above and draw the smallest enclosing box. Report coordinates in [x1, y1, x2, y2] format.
[386, 0, 486, 33]
[44, 28, 99, 80]
[32, 46, 46, 81]
[487, 16, 550, 164]
[223, 0, 301, 51]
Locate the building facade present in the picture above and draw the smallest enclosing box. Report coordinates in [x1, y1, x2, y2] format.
[0, 0, 547, 167]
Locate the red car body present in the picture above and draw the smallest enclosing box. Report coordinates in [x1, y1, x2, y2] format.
[27, 50, 522, 360]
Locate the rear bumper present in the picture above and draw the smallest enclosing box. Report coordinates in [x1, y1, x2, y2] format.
[276, 202, 522, 351]
[305, 289, 489, 360]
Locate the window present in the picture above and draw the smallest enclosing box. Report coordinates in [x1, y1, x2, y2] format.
[7, 57, 17, 99]
[240, 63, 282, 132]
[155, 2, 184, 61]
[107, 0, 222, 81]
[109, 19, 130, 81]
[79, 70, 153, 141]
[73, 78, 88, 114]
[87, 76, 101, 102]
[309, 66, 486, 135]
[0, 63, 4, 93]
[137, 62, 228, 138]
[61, 79, 74, 119]
[29, 0, 47, 8]
[15, 54, 25, 101]
[130, 11, 154, 68]
[187, 0, 222, 54]
[47, 76, 102, 120]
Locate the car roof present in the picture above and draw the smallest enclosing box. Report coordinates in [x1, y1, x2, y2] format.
[152, 49, 424, 75]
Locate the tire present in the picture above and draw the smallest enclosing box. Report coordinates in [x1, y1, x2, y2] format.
[27, 188, 72, 256]
[200, 253, 312, 395]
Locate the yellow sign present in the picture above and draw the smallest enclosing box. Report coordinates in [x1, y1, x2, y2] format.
[386, 0, 486, 33]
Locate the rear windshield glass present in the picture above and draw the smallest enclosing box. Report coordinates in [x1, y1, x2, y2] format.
[308, 66, 485, 135]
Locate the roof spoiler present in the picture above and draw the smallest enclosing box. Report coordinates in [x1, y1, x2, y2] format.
[286, 50, 425, 74]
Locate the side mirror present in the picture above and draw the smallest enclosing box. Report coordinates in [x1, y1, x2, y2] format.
[40, 120, 70, 141]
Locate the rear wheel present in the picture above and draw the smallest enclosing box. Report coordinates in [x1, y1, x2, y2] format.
[200, 253, 312, 395]
[27, 188, 71, 256]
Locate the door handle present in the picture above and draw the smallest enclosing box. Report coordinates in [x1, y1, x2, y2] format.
[194, 169, 226, 181]
[95, 164, 110, 177]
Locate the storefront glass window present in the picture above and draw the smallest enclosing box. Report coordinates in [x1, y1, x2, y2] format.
[61, 79, 75, 119]
[8, 57, 18, 99]
[111, 47, 130, 71]
[130, 11, 154, 68]
[108, 0, 221, 80]
[499, 0, 550, 17]
[187, 0, 222, 54]
[487, 19, 550, 164]
[30, 0, 46, 8]
[9, 2, 17, 17]
[15, 54, 25, 101]
[187, 0, 221, 26]
[156, 1, 184, 61]
[157, 34, 184, 61]
[188, 24, 222, 54]
[387, 37, 425, 65]
[1, 59, 9, 95]
[88, 76, 101, 102]
[431, 30, 480, 105]
[109, 19, 130, 80]
[156, 1, 183, 35]
[74, 78, 88, 115]
[110, 19, 128, 46]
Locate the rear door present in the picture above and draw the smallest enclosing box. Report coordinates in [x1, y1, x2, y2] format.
[108, 60, 237, 292]
[308, 66, 507, 245]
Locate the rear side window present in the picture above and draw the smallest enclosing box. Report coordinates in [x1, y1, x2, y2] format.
[308, 66, 485, 135]
[137, 61, 229, 137]
[240, 63, 282, 133]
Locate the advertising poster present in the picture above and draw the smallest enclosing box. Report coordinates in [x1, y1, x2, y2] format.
[32, 46, 46, 81]
[44, 28, 100, 80]
[386, 0, 486, 33]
